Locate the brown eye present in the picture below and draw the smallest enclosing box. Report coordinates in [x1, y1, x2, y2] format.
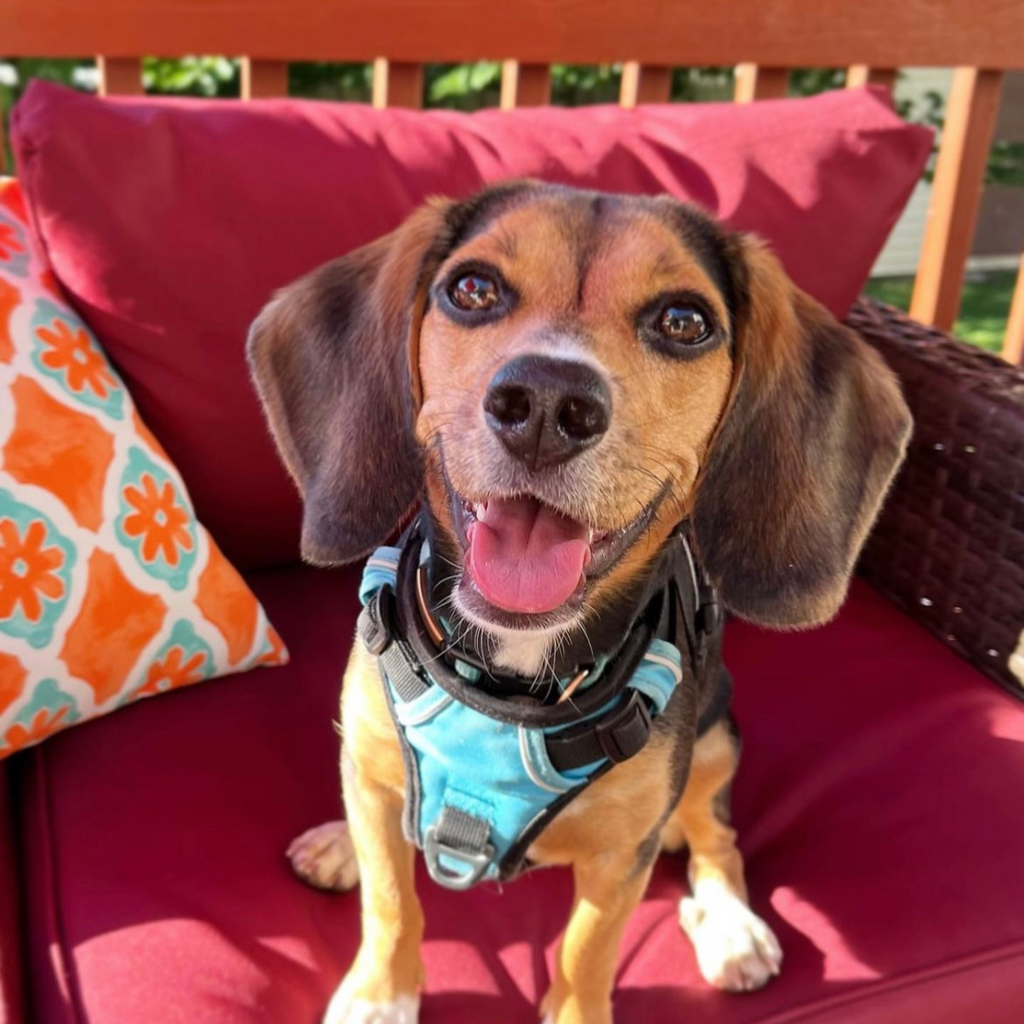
[449, 273, 499, 311]
[659, 304, 711, 345]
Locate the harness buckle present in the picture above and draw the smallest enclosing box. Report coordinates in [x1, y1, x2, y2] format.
[696, 592, 722, 638]
[594, 691, 652, 764]
[423, 825, 496, 891]
[693, 588, 721, 680]
[359, 589, 393, 656]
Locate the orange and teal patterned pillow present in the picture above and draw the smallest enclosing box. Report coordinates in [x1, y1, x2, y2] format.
[0, 178, 288, 756]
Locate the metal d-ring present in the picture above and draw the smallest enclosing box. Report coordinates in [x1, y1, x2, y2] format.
[423, 825, 496, 890]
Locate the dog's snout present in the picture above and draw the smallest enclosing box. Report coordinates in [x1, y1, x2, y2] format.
[483, 355, 610, 471]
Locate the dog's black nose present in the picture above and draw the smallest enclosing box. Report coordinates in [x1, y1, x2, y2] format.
[483, 355, 611, 471]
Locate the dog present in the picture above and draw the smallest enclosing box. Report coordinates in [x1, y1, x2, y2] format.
[248, 181, 911, 1024]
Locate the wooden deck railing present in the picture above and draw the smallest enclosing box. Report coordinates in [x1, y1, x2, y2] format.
[2, 0, 1023, 361]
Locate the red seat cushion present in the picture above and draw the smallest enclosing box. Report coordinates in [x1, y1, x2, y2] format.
[10, 83, 930, 568]
[16, 574, 1024, 1023]
[0, 765, 25, 1024]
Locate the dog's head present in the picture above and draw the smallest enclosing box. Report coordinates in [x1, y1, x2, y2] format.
[249, 182, 910, 644]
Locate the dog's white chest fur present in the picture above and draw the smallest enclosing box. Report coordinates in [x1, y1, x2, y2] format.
[489, 625, 563, 678]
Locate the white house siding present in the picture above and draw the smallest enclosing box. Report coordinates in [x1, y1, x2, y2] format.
[871, 68, 952, 279]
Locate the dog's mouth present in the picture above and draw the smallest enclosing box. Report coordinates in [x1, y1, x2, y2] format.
[450, 488, 663, 620]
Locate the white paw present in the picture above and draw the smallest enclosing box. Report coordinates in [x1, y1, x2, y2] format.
[287, 820, 360, 892]
[323, 982, 419, 1024]
[679, 886, 782, 992]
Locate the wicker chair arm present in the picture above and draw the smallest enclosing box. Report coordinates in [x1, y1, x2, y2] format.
[847, 297, 1024, 699]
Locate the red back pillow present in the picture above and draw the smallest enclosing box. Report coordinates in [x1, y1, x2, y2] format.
[11, 81, 930, 569]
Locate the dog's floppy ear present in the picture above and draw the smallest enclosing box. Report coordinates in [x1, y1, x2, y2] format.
[247, 200, 452, 565]
[692, 237, 911, 628]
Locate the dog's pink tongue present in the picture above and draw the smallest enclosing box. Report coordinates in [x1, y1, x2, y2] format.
[467, 497, 590, 614]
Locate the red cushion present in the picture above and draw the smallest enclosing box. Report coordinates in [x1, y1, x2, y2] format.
[0, 765, 26, 1024]
[16, 574, 1024, 1024]
[11, 83, 931, 568]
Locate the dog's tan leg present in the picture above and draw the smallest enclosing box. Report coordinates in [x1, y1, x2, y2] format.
[664, 720, 782, 992]
[540, 853, 655, 1024]
[323, 754, 424, 1024]
[320, 643, 425, 1024]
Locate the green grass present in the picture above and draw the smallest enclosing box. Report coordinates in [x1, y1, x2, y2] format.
[863, 270, 1016, 354]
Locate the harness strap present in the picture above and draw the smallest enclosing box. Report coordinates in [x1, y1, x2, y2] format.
[359, 594, 428, 702]
[545, 690, 653, 771]
[360, 590, 662, 776]
[673, 525, 722, 683]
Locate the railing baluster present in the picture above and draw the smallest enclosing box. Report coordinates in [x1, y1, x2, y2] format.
[846, 65, 898, 93]
[1002, 255, 1024, 365]
[241, 59, 289, 99]
[620, 62, 672, 107]
[97, 57, 144, 96]
[500, 61, 551, 108]
[910, 67, 1004, 332]
[734, 64, 789, 102]
[372, 59, 424, 109]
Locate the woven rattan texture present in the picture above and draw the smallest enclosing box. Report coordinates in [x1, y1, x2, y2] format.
[849, 298, 1024, 700]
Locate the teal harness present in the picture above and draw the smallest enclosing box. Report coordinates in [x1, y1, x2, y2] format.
[358, 521, 718, 890]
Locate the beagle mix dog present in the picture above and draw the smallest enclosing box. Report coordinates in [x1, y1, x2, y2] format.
[248, 181, 910, 1024]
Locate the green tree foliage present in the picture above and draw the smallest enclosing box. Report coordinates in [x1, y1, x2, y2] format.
[143, 56, 238, 97]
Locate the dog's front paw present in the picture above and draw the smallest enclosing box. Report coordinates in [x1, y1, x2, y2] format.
[287, 820, 360, 892]
[323, 980, 419, 1024]
[679, 889, 782, 992]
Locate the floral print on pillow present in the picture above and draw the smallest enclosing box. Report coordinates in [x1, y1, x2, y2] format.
[0, 178, 288, 757]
